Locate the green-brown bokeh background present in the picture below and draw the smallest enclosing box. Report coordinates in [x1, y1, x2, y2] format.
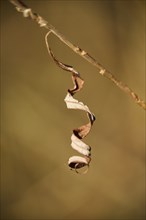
[1, 0, 145, 219]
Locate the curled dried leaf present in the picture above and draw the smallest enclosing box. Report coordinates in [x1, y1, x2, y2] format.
[45, 32, 95, 174]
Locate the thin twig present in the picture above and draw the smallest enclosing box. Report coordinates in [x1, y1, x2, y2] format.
[9, 0, 146, 110]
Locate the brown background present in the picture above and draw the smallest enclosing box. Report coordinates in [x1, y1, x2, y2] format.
[1, 0, 145, 219]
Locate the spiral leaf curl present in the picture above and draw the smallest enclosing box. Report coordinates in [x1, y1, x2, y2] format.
[45, 32, 95, 174]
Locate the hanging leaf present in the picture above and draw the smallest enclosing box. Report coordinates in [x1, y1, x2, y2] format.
[45, 32, 95, 174]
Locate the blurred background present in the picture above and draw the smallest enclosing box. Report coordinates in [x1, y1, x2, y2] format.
[0, 0, 145, 219]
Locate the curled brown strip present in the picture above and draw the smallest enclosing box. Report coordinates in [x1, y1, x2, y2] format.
[45, 32, 95, 173]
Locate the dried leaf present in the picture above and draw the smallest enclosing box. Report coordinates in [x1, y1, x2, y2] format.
[45, 32, 96, 173]
[64, 75, 95, 173]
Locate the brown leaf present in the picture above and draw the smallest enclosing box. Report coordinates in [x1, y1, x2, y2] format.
[45, 33, 96, 173]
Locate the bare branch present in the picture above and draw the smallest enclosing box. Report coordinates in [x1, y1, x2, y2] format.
[9, 0, 146, 110]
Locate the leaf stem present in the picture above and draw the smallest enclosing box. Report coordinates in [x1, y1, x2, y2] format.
[9, 0, 146, 110]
